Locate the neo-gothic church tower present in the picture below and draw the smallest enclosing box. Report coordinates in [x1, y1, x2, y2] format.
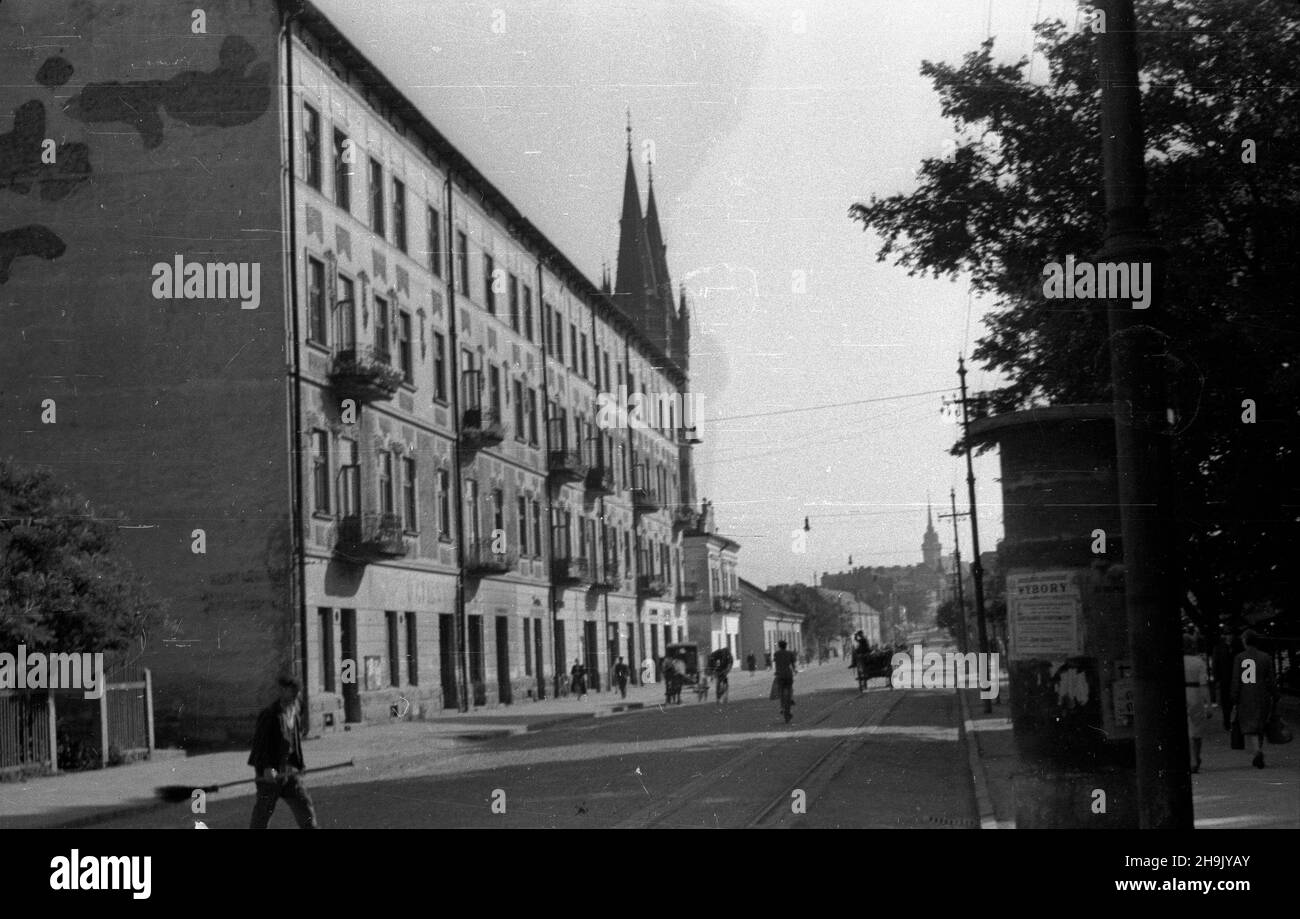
[613, 124, 690, 372]
[922, 503, 943, 574]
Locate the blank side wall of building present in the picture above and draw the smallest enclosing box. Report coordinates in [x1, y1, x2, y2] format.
[0, 0, 292, 745]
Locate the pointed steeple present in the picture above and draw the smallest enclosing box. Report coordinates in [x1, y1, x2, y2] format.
[922, 497, 942, 572]
[614, 124, 650, 314]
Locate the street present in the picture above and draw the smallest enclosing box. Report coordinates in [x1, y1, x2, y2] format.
[90, 662, 980, 829]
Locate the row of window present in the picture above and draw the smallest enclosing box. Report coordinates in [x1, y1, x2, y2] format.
[303, 101, 681, 440]
[309, 430, 679, 580]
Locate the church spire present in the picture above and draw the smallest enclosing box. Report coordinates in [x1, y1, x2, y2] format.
[922, 497, 942, 572]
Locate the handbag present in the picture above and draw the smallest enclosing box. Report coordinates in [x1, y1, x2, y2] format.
[1265, 702, 1293, 745]
[1230, 707, 1245, 750]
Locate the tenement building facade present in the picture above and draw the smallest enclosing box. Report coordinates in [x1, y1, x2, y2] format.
[0, 0, 701, 743]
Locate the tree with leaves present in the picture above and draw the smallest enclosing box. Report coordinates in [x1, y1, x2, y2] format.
[850, 1, 1300, 634]
[0, 460, 157, 654]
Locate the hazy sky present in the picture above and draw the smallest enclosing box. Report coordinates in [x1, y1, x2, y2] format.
[315, 0, 1083, 588]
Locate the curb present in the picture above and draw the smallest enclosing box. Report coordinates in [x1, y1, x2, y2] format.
[956, 687, 1002, 830]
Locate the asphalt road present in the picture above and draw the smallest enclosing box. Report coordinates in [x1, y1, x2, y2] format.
[92, 661, 980, 829]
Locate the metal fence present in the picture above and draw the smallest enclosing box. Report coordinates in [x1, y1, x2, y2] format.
[0, 663, 154, 775]
[0, 692, 54, 774]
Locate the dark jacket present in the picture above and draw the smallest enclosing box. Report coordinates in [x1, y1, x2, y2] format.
[248, 701, 306, 773]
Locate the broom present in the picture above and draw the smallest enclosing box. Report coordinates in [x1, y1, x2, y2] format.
[154, 760, 356, 803]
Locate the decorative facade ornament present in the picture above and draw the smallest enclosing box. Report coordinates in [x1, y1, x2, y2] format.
[335, 225, 352, 260]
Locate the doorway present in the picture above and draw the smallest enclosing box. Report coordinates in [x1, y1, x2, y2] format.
[583, 620, 600, 692]
[439, 613, 457, 709]
[495, 616, 512, 705]
[468, 615, 486, 706]
[533, 619, 545, 699]
[340, 609, 361, 723]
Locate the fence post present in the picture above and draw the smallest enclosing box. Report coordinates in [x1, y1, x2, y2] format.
[47, 693, 58, 775]
[144, 668, 155, 755]
[99, 683, 109, 767]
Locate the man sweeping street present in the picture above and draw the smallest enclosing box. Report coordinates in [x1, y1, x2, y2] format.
[248, 675, 318, 829]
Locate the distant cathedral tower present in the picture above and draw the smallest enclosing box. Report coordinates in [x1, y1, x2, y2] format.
[922, 502, 943, 573]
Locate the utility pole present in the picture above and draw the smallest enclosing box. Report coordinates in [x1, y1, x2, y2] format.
[1094, 0, 1192, 828]
[938, 488, 969, 654]
[956, 357, 991, 712]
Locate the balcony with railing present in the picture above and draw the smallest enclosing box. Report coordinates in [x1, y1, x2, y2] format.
[712, 594, 742, 613]
[460, 369, 505, 450]
[552, 555, 594, 587]
[461, 407, 505, 450]
[464, 539, 518, 576]
[548, 448, 589, 484]
[328, 346, 403, 403]
[672, 504, 699, 533]
[632, 467, 661, 515]
[593, 558, 621, 591]
[585, 462, 616, 496]
[334, 512, 407, 563]
[637, 574, 668, 599]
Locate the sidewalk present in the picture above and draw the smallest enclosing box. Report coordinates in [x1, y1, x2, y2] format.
[0, 668, 781, 829]
[959, 685, 1300, 829]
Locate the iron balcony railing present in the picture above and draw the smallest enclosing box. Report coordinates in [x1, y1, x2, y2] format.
[328, 346, 403, 403]
[461, 407, 505, 450]
[464, 539, 517, 575]
[585, 463, 616, 495]
[637, 575, 668, 598]
[592, 558, 621, 591]
[672, 505, 698, 532]
[551, 555, 593, 586]
[334, 512, 407, 562]
[547, 448, 589, 483]
[712, 594, 742, 613]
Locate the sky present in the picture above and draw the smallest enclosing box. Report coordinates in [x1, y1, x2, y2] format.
[314, 0, 1085, 589]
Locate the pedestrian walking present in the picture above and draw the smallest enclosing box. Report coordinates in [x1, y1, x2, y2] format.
[248, 675, 318, 829]
[641, 655, 655, 684]
[773, 640, 797, 721]
[570, 659, 588, 700]
[662, 656, 678, 704]
[614, 656, 629, 699]
[1230, 630, 1279, 769]
[1183, 634, 1211, 773]
[764, 651, 772, 670]
[746, 652, 756, 674]
[1212, 632, 1239, 731]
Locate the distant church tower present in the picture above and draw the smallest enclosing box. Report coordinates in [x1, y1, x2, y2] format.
[922, 502, 943, 573]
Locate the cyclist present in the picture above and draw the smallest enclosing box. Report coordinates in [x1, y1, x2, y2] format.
[708, 646, 734, 702]
[773, 640, 797, 722]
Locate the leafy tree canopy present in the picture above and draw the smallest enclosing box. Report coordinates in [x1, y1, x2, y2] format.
[850, 1, 1300, 628]
[0, 461, 158, 654]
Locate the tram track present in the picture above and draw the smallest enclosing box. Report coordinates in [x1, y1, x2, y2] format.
[613, 685, 908, 829]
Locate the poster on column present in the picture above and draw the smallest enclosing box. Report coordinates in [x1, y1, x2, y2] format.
[1007, 571, 1082, 661]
